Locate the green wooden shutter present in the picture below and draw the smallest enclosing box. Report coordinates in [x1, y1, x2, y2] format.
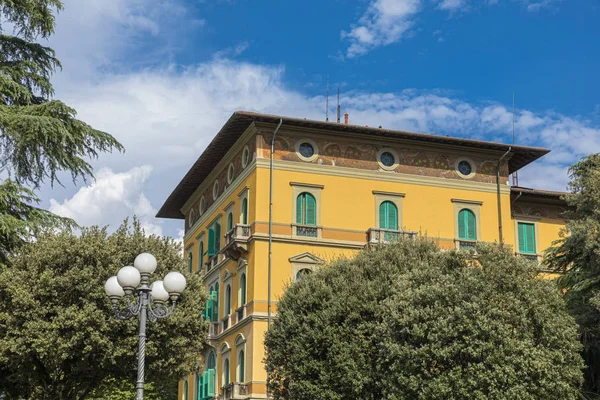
[207, 369, 215, 397]
[207, 228, 215, 256]
[199, 241, 204, 268]
[242, 198, 248, 224]
[240, 274, 246, 304]
[202, 371, 208, 399]
[526, 224, 536, 254]
[518, 223, 526, 253]
[212, 284, 219, 322]
[466, 210, 476, 240]
[204, 297, 212, 321]
[458, 209, 467, 239]
[296, 194, 303, 224]
[379, 202, 387, 229]
[197, 374, 203, 400]
[305, 194, 316, 226]
[215, 223, 221, 252]
[388, 203, 398, 230]
[239, 350, 245, 382]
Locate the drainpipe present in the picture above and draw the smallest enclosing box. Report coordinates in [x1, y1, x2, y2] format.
[267, 118, 282, 399]
[497, 147, 512, 246]
[511, 191, 522, 205]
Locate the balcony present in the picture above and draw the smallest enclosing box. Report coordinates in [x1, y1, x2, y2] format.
[367, 228, 417, 244]
[208, 321, 219, 339]
[235, 305, 246, 323]
[222, 224, 251, 260]
[455, 239, 477, 250]
[293, 224, 321, 238]
[218, 383, 250, 400]
[517, 253, 540, 263]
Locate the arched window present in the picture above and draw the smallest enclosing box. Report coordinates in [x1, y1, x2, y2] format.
[241, 198, 248, 225]
[238, 350, 245, 382]
[199, 240, 204, 269]
[204, 352, 216, 399]
[379, 201, 398, 230]
[187, 252, 193, 273]
[223, 358, 230, 386]
[227, 212, 234, 231]
[225, 284, 232, 315]
[239, 274, 246, 305]
[296, 192, 316, 226]
[458, 209, 477, 241]
[296, 268, 312, 281]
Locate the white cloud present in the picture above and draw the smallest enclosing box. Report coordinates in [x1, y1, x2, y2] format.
[49, 166, 163, 236]
[438, 0, 469, 12]
[341, 0, 422, 58]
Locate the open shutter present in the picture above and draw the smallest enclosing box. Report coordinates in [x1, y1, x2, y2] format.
[197, 374, 203, 400]
[204, 297, 212, 321]
[305, 194, 316, 226]
[215, 223, 221, 252]
[466, 210, 476, 240]
[296, 194, 303, 224]
[207, 369, 215, 397]
[202, 371, 208, 399]
[458, 209, 467, 239]
[207, 228, 215, 257]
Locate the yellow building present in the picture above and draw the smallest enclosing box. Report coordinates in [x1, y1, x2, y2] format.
[157, 111, 568, 400]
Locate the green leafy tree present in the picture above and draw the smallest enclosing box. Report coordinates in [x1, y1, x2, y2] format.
[545, 153, 600, 395]
[0, 0, 123, 259]
[265, 239, 584, 400]
[0, 219, 207, 400]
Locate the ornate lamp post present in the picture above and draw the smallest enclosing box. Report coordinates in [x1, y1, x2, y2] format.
[104, 253, 187, 400]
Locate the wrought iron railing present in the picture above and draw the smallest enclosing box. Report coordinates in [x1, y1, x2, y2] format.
[218, 383, 250, 400]
[455, 239, 477, 250]
[294, 224, 319, 237]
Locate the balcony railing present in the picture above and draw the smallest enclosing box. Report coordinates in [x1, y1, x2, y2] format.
[367, 228, 417, 244]
[218, 383, 250, 400]
[293, 224, 321, 238]
[235, 305, 246, 323]
[208, 321, 219, 339]
[222, 224, 251, 260]
[455, 239, 477, 250]
[222, 314, 230, 331]
[517, 253, 540, 262]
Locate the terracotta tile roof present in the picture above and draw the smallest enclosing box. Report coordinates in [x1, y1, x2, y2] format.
[157, 111, 552, 219]
[510, 186, 568, 198]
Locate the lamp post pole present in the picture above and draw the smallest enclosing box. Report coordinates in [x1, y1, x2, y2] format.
[104, 253, 187, 400]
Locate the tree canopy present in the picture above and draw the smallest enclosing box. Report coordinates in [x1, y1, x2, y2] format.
[265, 239, 584, 400]
[0, 219, 207, 400]
[0, 0, 123, 259]
[545, 153, 600, 395]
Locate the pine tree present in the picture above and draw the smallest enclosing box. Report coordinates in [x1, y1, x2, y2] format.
[0, 0, 123, 260]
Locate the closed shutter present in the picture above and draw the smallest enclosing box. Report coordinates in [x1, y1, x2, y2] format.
[518, 222, 526, 253]
[458, 209, 476, 240]
[305, 194, 316, 226]
[207, 228, 215, 257]
[379, 201, 398, 230]
[242, 198, 248, 224]
[207, 369, 215, 397]
[215, 223, 221, 252]
[199, 241, 204, 268]
[518, 222, 536, 254]
[296, 194, 303, 224]
[526, 224, 536, 254]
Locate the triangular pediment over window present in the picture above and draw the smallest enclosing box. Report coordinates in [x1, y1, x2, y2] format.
[288, 252, 324, 265]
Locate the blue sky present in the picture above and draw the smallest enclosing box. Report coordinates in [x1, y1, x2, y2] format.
[38, 0, 600, 239]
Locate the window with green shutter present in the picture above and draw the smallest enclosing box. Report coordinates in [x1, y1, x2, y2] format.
[458, 209, 477, 241]
[196, 374, 202, 400]
[206, 368, 215, 397]
[241, 198, 248, 225]
[198, 240, 204, 268]
[207, 227, 215, 257]
[227, 212, 233, 231]
[225, 284, 232, 315]
[224, 358, 230, 386]
[212, 283, 219, 322]
[215, 222, 221, 252]
[518, 222, 536, 254]
[240, 274, 246, 305]
[238, 350, 245, 382]
[379, 201, 398, 230]
[296, 192, 317, 226]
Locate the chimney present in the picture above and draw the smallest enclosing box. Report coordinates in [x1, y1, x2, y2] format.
[344, 113, 349, 125]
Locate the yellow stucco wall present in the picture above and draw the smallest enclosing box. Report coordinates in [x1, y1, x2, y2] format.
[176, 130, 567, 400]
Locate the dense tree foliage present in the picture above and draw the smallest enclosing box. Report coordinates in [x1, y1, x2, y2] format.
[545, 153, 600, 395]
[265, 239, 584, 400]
[0, 0, 123, 258]
[0, 219, 207, 400]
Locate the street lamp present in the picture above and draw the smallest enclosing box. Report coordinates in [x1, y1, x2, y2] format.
[104, 253, 187, 400]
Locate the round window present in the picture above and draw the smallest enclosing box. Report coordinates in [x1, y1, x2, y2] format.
[227, 163, 234, 184]
[380, 151, 395, 167]
[242, 147, 250, 168]
[299, 142, 314, 159]
[199, 197, 205, 216]
[213, 181, 219, 200]
[457, 160, 472, 176]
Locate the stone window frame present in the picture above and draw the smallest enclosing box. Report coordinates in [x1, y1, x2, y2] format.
[237, 262, 247, 308]
[227, 162, 235, 184]
[454, 157, 477, 179]
[241, 145, 250, 169]
[290, 182, 324, 238]
[376, 147, 400, 171]
[294, 138, 319, 162]
[234, 334, 247, 383]
[238, 186, 250, 225]
[196, 232, 205, 271]
[289, 252, 324, 282]
[223, 201, 235, 233]
[373, 191, 405, 230]
[452, 199, 483, 245]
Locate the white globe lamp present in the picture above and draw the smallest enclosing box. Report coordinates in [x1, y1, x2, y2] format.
[134, 253, 157, 275]
[117, 266, 141, 294]
[150, 280, 170, 302]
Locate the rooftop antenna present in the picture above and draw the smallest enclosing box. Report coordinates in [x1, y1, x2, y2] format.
[511, 92, 519, 187]
[336, 86, 341, 123]
[325, 76, 329, 122]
